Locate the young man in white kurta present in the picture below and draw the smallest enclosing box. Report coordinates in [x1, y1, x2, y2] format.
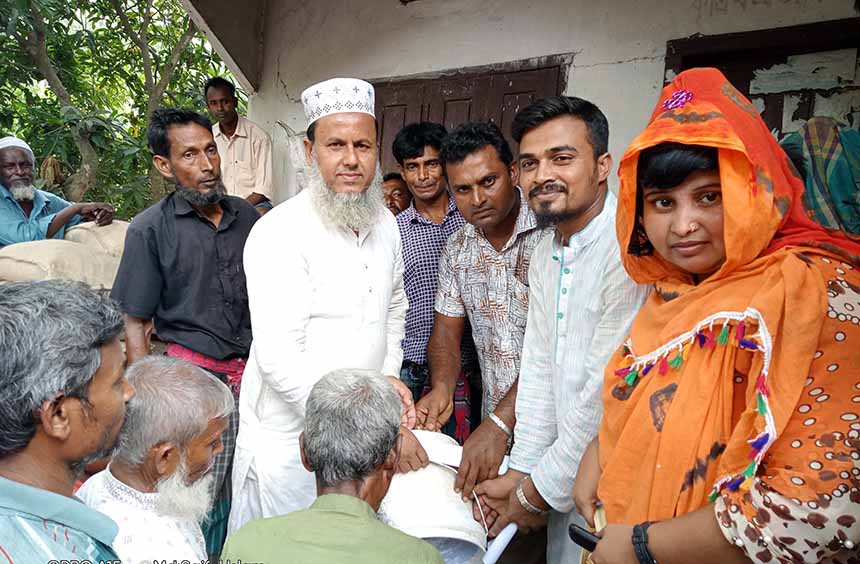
[511, 192, 648, 558]
[474, 97, 649, 563]
[229, 78, 409, 534]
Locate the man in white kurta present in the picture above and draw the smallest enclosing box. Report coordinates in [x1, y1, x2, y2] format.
[76, 355, 234, 564]
[474, 96, 650, 562]
[229, 78, 410, 534]
[78, 466, 207, 564]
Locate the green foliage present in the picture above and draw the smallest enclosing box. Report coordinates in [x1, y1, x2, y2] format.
[0, 0, 246, 218]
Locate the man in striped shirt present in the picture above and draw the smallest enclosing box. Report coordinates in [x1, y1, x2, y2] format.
[474, 97, 649, 563]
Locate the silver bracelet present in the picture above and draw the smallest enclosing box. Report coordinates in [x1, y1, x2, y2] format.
[516, 479, 546, 515]
[488, 413, 512, 437]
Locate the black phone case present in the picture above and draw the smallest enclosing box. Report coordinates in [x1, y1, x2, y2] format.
[568, 523, 599, 552]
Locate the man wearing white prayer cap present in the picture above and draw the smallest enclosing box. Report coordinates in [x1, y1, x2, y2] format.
[229, 78, 428, 533]
[0, 135, 114, 247]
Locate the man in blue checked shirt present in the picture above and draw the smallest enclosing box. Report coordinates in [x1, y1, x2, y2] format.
[0, 136, 114, 248]
[392, 122, 481, 444]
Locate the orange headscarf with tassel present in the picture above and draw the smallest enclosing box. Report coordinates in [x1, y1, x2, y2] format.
[597, 68, 860, 523]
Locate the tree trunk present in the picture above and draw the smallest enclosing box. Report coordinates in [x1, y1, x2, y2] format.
[64, 128, 99, 202]
[17, 0, 99, 202]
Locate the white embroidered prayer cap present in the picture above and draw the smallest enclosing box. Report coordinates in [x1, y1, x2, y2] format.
[0, 136, 35, 163]
[301, 78, 375, 127]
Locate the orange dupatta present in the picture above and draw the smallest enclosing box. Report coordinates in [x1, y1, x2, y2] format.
[597, 68, 860, 523]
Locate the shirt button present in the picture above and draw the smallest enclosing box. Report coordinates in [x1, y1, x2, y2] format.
[557, 312, 564, 319]
[561, 288, 567, 294]
[552, 256, 559, 261]
[563, 267, 571, 274]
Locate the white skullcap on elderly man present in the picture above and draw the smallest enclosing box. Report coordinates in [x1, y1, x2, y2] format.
[0, 136, 35, 163]
[301, 78, 375, 127]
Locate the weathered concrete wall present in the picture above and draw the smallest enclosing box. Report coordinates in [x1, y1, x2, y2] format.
[246, 0, 857, 202]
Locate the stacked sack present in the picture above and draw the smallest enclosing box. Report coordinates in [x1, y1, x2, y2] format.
[0, 221, 129, 290]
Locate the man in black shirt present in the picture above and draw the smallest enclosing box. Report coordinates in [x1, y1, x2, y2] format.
[111, 108, 258, 557]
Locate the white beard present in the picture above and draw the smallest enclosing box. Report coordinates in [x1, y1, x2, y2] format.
[154, 462, 215, 523]
[304, 155, 385, 232]
[10, 183, 35, 202]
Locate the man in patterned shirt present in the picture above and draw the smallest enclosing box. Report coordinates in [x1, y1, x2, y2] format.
[393, 122, 480, 443]
[415, 121, 549, 562]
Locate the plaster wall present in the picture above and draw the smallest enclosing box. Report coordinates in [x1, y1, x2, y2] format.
[246, 0, 857, 202]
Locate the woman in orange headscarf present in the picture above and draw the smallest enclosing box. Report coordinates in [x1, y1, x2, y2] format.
[573, 68, 860, 564]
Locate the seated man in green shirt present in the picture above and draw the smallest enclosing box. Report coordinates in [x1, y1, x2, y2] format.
[222, 369, 443, 564]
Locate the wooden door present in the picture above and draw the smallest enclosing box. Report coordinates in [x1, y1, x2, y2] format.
[374, 65, 561, 174]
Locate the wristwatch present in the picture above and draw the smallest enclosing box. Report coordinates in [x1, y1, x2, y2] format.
[632, 522, 658, 564]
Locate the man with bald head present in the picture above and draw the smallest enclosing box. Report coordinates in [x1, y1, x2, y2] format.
[0, 136, 114, 247]
[230, 78, 423, 533]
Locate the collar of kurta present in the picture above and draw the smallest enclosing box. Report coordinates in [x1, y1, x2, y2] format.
[100, 465, 159, 510]
[552, 190, 616, 252]
[0, 476, 118, 548]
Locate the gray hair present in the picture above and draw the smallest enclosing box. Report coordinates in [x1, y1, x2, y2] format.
[0, 280, 124, 458]
[304, 369, 401, 488]
[113, 356, 234, 466]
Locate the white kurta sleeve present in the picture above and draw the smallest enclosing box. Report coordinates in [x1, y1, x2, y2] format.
[382, 227, 407, 376]
[244, 217, 322, 409]
[531, 257, 650, 512]
[509, 247, 557, 474]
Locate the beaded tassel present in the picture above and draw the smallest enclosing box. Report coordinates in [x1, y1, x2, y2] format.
[624, 369, 639, 386]
[717, 323, 730, 345]
[755, 375, 769, 396]
[748, 433, 769, 451]
[727, 475, 746, 491]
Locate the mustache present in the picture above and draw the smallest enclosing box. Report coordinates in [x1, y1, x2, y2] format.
[528, 183, 567, 199]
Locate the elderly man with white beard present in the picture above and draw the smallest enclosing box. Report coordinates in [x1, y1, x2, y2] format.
[229, 78, 422, 534]
[0, 135, 114, 247]
[77, 356, 233, 564]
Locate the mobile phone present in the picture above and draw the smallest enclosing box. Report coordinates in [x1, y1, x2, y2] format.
[568, 523, 600, 552]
